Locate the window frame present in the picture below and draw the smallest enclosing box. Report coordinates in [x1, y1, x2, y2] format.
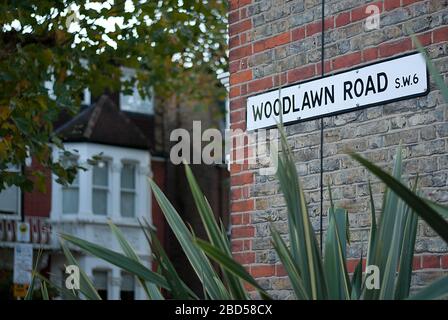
[120, 161, 138, 218]
[0, 164, 21, 218]
[92, 158, 111, 216]
[61, 156, 80, 215]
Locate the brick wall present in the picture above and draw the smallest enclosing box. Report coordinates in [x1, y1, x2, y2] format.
[229, 0, 448, 298]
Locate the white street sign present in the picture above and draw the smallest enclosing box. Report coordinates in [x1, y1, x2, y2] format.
[13, 243, 33, 285]
[246, 52, 428, 131]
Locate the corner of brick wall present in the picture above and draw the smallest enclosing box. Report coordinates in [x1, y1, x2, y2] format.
[229, 0, 448, 298]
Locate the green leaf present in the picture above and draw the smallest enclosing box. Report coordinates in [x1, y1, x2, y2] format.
[149, 178, 230, 299]
[184, 163, 248, 299]
[41, 281, 49, 300]
[323, 207, 350, 300]
[60, 233, 169, 290]
[139, 219, 197, 300]
[412, 34, 448, 103]
[195, 238, 271, 300]
[270, 226, 309, 300]
[350, 258, 363, 300]
[59, 239, 102, 300]
[107, 220, 162, 300]
[408, 276, 448, 300]
[349, 152, 448, 244]
[276, 123, 327, 299]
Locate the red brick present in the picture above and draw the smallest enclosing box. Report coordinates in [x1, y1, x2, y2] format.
[230, 61, 240, 73]
[414, 31, 432, 47]
[413, 255, 422, 270]
[324, 16, 334, 30]
[335, 11, 350, 27]
[363, 47, 378, 62]
[232, 225, 255, 239]
[379, 38, 412, 58]
[230, 69, 252, 85]
[441, 255, 448, 269]
[332, 51, 362, 70]
[316, 61, 331, 75]
[384, 0, 400, 11]
[229, 97, 244, 111]
[231, 172, 254, 186]
[254, 32, 291, 53]
[433, 26, 448, 44]
[292, 26, 305, 41]
[233, 252, 255, 264]
[248, 77, 273, 93]
[273, 72, 287, 87]
[230, 19, 252, 37]
[346, 259, 359, 273]
[229, 44, 252, 61]
[229, 0, 238, 11]
[239, 0, 252, 7]
[251, 265, 275, 278]
[229, 10, 240, 24]
[229, 87, 240, 99]
[231, 199, 254, 212]
[422, 255, 440, 269]
[231, 187, 242, 200]
[287, 64, 315, 83]
[306, 21, 321, 37]
[351, 1, 382, 22]
[231, 239, 244, 252]
[231, 213, 243, 225]
[229, 35, 240, 48]
[402, 0, 421, 6]
[275, 264, 287, 277]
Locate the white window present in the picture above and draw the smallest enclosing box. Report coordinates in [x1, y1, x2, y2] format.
[0, 165, 21, 216]
[120, 272, 135, 300]
[62, 158, 79, 214]
[93, 270, 108, 300]
[120, 163, 136, 217]
[120, 68, 154, 115]
[92, 160, 109, 215]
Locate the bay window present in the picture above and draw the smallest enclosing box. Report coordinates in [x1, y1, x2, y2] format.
[120, 163, 136, 217]
[0, 165, 21, 216]
[62, 158, 79, 214]
[92, 160, 109, 215]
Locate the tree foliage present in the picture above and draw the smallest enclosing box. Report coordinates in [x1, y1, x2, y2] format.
[0, 0, 228, 191]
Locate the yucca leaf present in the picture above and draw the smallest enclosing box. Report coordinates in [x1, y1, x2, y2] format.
[350, 152, 448, 244]
[25, 248, 43, 300]
[184, 163, 248, 299]
[270, 226, 309, 300]
[107, 221, 161, 300]
[149, 178, 231, 299]
[394, 208, 418, 299]
[424, 199, 448, 219]
[323, 206, 350, 300]
[412, 34, 448, 103]
[139, 219, 197, 299]
[60, 239, 102, 300]
[59, 233, 169, 290]
[276, 123, 327, 299]
[408, 276, 448, 300]
[366, 180, 377, 268]
[33, 273, 79, 300]
[41, 281, 49, 300]
[379, 198, 408, 299]
[195, 238, 271, 300]
[350, 258, 363, 300]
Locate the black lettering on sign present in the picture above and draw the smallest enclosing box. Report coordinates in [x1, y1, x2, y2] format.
[265, 101, 272, 118]
[252, 104, 263, 121]
[344, 81, 353, 101]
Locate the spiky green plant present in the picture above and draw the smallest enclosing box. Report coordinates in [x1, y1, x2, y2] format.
[30, 38, 448, 300]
